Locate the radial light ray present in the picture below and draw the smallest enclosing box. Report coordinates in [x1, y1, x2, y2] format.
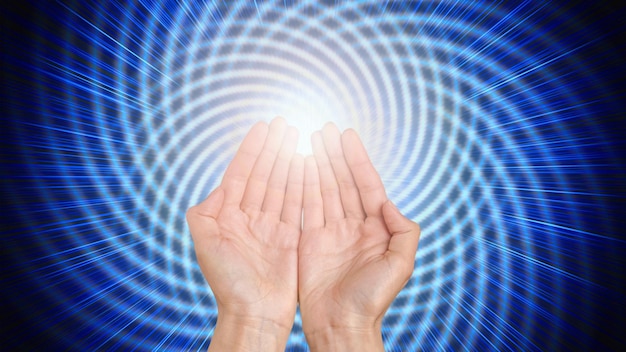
[2, 0, 625, 351]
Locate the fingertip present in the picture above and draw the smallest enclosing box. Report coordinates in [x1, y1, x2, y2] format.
[343, 127, 357, 136]
[253, 119, 269, 129]
[383, 199, 397, 212]
[269, 116, 288, 137]
[341, 128, 359, 143]
[271, 116, 287, 126]
[384, 200, 421, 234]
[321, 122, 342, 150]
[382, 200, 398, 222]
[322, 121, 340, 135]
[247, 121, 269, 140]
[341, 128, 369, 165]
[194, 187, 225, 218]
[341, 128, 354, 149]
[382, 198, 396, 214]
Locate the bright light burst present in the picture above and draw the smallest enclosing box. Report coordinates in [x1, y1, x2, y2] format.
[2, 0, 625, 351]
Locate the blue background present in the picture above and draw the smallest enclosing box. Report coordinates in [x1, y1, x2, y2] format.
[2, 0, 625, 350]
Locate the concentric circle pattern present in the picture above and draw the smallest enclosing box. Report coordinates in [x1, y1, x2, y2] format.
[2, 1, 625, 351]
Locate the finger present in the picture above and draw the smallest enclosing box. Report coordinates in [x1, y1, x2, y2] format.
[240, 117, 288, 212]
[188, 187, 224, 220]
[321, 122, 365, 219]
[221, 121, 269, 206]
[342, 129, 387, 218]
[262, 126, 299, 218]
[303, 156, 324, 231]
[312, 131, 344, 222]
[383, 200, 420, 281]
[281, 153, 304, 227]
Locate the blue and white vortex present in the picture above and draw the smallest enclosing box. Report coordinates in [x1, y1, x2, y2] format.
[2, 0, 625, 351]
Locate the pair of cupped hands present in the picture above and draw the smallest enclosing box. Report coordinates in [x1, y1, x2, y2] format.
[186, 118, 421, 351]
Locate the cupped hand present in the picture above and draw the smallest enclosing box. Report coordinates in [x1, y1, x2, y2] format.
[186, 118, 304, 343]
[298, 123, 421, 350]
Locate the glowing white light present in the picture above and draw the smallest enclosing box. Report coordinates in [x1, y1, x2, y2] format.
[264, 89, 346, 155]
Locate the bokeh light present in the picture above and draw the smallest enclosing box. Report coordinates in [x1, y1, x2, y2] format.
[2, 1, 625, 351]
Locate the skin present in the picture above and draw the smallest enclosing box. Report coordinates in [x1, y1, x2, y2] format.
[186, 118, 421, 351]
[186, 118, 303, 351]
[299, 123, 421, 351]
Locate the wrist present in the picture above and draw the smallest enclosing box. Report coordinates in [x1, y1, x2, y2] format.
[304, 324, 384, 352]
[209, 313, 292, 352]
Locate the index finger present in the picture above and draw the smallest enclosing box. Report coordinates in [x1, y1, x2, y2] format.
[221, 121, 269, 206]
[341, 129, 387, 218]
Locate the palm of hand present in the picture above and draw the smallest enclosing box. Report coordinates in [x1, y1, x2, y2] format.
[188, 118, 304, 325]
[297, 124, 420, 336]
[188, 119, 420, 351]
[299, 217, 400, 329]
[198, 207, 299, 316]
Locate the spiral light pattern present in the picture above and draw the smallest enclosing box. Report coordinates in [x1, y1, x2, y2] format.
[2, 0, 625, 351]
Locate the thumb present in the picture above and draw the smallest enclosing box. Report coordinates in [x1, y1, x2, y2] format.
[383, 200, 421, 268]
[194, 187, 225, 219]
[186, 187, 224, 243]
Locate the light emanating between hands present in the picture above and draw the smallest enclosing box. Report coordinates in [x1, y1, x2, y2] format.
[186, 117, 421, 352]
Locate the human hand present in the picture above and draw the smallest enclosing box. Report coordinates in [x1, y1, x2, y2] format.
[298, 123, 421, 351]
[186, 118, 304, 351]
